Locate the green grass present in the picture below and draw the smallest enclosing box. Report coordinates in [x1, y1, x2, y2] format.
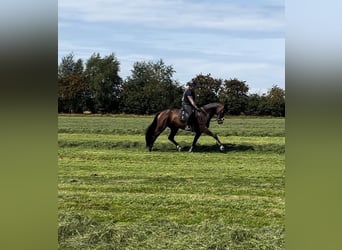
[58, 115, 285, 137]
[58, 115, 285, 249]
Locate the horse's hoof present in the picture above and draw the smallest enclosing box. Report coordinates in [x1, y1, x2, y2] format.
[188, 146, 193, 153]
[219, 145, 225, 151]
[176, 145, 182, 152]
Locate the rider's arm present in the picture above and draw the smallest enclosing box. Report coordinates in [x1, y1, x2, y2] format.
[187, 96, 199, 110]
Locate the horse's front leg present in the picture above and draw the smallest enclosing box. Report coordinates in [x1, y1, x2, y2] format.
[189, 132, 201, 152]
[203, 128, 224, 152]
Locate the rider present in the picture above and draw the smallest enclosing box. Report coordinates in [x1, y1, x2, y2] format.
[182, 82, 201, 131]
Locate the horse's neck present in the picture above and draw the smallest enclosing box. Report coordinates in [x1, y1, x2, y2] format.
[204, 105, 218, 115]
[208, 110, 215, 119]
[203, 108, 216, 119]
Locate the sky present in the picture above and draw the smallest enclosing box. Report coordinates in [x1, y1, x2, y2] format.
[58, 0, 285, 94]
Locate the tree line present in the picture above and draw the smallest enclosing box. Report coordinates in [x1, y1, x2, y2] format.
[58, 53, 285, 116]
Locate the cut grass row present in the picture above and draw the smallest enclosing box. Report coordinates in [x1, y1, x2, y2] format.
[58, 115, 285, 137]
[58, 133, 285, 153]
[59, 214, 284, 250]
[58, 115, 285, 249]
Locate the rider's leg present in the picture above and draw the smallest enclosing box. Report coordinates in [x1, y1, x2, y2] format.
[186, 110, 195, 131]
[183, 105, 193, 131]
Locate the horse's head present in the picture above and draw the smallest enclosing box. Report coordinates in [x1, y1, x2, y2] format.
[202, 103, 225, 124]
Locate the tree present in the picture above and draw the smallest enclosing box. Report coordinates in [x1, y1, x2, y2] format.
[266, 85, 285, 116]
[219, 78, 249, 115]
[120, 59, 182, 114]
[58, 53, 83, 77]
[84, 53, 123, 113]
[245, 93, 262, 116]
[58, 53, 87, 113]
[188, 74, 222, 106]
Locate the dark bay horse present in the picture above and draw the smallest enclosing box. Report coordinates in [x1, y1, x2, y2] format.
[145, 102, 225, 152]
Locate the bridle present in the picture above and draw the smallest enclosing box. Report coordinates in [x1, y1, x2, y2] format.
[216, 108, 225, 124]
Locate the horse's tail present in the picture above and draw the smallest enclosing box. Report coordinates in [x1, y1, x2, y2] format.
[145, 112, 160, 148]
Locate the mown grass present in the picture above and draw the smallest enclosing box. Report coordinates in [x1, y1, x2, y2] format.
[58, 115, 285, 137]
[58, 115, 285, 249]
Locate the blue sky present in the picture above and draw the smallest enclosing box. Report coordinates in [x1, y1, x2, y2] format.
[58, 0, 284, 94]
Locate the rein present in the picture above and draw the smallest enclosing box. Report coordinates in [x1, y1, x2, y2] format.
[199, 107, 208, 115]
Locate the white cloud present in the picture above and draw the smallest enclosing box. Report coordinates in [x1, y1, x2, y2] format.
[166, 56, 284, 90]
[58, 40, 113, 61]
[58, 0, 285, 93]
[59, 0, 284, 32]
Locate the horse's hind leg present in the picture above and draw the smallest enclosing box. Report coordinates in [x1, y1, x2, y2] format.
[168, 127, 182, 151]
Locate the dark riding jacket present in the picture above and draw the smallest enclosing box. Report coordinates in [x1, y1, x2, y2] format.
[182, 88, 195, 106]
[182, 88, 196, 111]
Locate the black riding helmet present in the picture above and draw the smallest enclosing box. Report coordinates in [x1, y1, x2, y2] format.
[186, 82, 196, 87]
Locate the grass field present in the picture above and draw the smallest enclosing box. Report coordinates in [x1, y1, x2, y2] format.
[58, 115, 285, 249]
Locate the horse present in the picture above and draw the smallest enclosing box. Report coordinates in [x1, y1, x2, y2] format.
[145, 102, 225, 152]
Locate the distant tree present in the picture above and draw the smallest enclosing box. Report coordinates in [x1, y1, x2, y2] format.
[245, 93, 262, 116]
[58, 53, 87, 113]
[266, 85, 285, 116]
[58, 52, 285, 116]
[219, 78, 249, 115]
[120, 59, 182, 114]
[84, 53, 123, 113]
[188, 73, 222, 106]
